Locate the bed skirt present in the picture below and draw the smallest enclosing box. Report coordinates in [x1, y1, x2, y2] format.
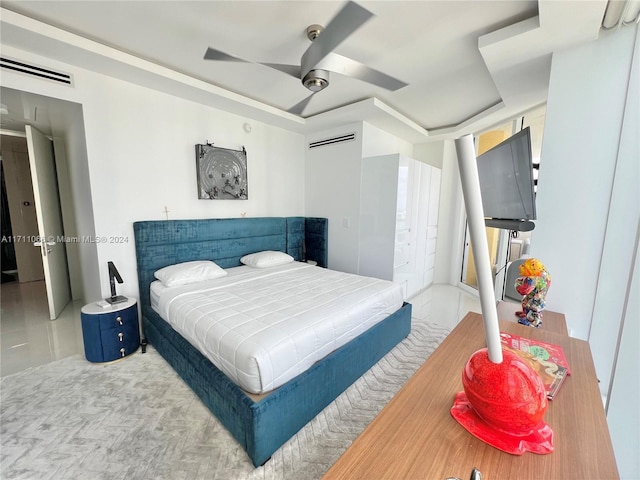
[142, 301, 412, 467]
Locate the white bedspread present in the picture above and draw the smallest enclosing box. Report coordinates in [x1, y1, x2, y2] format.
[152, 262, 404, 394]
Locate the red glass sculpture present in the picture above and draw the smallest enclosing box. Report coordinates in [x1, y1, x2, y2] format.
[451, 348, 554, 455]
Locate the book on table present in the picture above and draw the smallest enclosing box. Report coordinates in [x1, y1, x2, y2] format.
[499, 331, 571, 400]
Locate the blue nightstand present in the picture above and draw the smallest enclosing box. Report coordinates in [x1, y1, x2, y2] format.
[81, 297, 140, 362]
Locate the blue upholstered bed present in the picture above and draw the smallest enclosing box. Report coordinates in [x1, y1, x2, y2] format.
[133, 217, 411, 467]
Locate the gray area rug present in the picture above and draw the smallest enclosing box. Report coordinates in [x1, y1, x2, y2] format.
[0, 319, 450, 480]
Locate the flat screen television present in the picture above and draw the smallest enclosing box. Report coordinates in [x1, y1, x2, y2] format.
[476, 127, 536, 231]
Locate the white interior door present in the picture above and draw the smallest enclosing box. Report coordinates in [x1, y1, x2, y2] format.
[25, 125, 71, 319]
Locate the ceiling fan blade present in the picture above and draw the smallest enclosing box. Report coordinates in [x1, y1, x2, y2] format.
[261, 63, 301, 79]
[206, 50, 301, 81]
[288, 94, 316, 115]
[320, 52, 408, 91]
[301, 1, 373, 77]
[204, 47, 249, 62]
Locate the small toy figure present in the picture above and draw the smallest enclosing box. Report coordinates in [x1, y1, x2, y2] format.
[514, 258, 551, 328]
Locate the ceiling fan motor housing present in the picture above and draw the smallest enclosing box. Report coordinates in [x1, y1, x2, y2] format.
[306, 24, 324, 41]
[303, 69, 330, 92]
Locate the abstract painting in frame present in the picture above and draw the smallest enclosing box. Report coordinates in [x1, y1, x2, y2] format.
[196, 144, 248, 200]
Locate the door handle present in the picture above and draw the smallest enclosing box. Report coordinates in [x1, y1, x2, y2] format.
[33, 240, 54, 255]
[33, 240, 55, 246]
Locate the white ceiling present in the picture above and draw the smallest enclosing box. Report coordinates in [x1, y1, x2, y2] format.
[0, 1, 607, 142]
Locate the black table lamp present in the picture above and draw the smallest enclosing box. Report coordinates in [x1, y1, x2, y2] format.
[106, 261, 128, 304]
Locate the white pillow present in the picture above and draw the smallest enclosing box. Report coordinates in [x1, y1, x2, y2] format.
[240, 250, 294, 268]
[154, 260, 227, 287]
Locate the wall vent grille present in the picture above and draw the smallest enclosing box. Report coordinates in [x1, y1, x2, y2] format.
[308, 132, 356, 149]
[0, 57, 73, 86]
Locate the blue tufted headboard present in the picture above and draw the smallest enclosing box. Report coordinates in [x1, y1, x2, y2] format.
[133, 217, 328, 308]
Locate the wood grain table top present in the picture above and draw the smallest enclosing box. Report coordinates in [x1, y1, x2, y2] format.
[323, 312, 619, 480]
[496, 302, 569, 336]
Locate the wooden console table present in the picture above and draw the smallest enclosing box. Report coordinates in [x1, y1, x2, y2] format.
[323, 312, 618, 480]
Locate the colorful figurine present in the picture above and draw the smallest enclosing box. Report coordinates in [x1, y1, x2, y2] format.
[514, 258, 551, 328]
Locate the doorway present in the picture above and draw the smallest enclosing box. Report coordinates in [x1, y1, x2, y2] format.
[1, 86, 96, 303]
[1, 132, 71, 317]
[0, 86, 97, 374]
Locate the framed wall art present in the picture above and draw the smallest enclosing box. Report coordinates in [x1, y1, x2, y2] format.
[196, 144, 248, 200]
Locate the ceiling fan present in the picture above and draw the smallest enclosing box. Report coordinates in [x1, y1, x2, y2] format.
[203, 1, 408, 115]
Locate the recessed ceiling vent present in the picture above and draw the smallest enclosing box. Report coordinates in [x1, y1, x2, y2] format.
[1, 57, 73, 86]
[308, 132, 356, 149]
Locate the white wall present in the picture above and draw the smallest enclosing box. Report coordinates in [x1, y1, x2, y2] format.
[48, 98, 95, 301]
[305, 121, 413, 273]
[57, 106, 99, 302]
[361, 122, 413, 159]
[606, 230, 639, 479]
[413, 140, 445, 170]
[358, 154, 399, 280]
[589, 24, 639, 399]
[1, 46, 306, 303]
[305, 123, 364, 273]
[532, 26, 638, 341]
[531, 25, 638, 479]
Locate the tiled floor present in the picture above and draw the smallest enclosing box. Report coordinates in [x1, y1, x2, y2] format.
[409, 283, 482, 331]
[0, 280, 85, 377]
[0, 280, 481, 377]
